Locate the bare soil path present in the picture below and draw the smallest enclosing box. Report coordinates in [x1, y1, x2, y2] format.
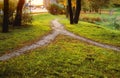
[0, 19, 120, 61]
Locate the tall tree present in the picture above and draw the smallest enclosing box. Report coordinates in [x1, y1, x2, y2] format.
[73, 0, 81, 24]
[2, 0, 9, 32]
[68, 0, 74, 24]
[13, 0, 25, 26]
[67, 0, 81, 24]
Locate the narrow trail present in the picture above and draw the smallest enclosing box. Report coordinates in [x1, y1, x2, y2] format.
[0, 19, 120, 61]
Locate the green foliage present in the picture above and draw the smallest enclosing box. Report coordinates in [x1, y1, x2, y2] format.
[22, 13, 32, 24]
[0, 14, 55, 55]
[0, 35, 120, 78]
[22, 8, 33, 24]
[88, 0, 112, 13]
[113, 17, 120, 29]
[8, 0, 18, 16]
[82, 0, 91, 12]
[0, 0, 18, 16]
[100, 15, 120, 30]
[48, 3, 65, 15]
[59, 16, 120, 47]
[0, 0, 18, 9]
[112, 0, 120, 6]
[0, 0, 18, 24]
[80, 7, 120, 30]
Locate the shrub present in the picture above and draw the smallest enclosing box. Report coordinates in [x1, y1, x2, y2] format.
[48, 3, 65, 15]
[91, 17, 102, 23]
[82, 17, 90, 21]
[22, 7, 33, 24]
[81, 17, 102, 23]
[105, 16, 120, 30]
[113, 17, 120, 29]
[22, 13, 32, 24]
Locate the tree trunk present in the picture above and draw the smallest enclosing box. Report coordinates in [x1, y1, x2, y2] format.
[13, 0, 25, 26]
[2, 0, 9, 33]
[66, 5, 69, 18]
[73, 0, 81, 24]
[68, 0, 74, 24]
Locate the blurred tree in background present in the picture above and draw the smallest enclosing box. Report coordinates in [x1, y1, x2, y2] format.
[2, 0, 9, 32]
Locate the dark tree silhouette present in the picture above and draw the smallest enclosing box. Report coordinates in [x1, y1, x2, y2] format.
[14, 0, 25, 26]
[74, 0, 81, 24]
[66, 5, 69, 18]
[2, 0, 9, 33]
[68, 0, 74, 24]
[67, 0, 81, 24]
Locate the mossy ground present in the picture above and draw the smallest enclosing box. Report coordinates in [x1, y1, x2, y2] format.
[0, 35, 120, 78]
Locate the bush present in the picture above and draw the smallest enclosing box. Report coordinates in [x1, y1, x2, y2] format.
[81, 17, 102, 23]
[91, 17, 102, 23]
[22, 7, 33, 24]
[113, 17, 120, 29]
[82, 17, 90, 21]
[104, 16, 120, 30]
[22, 13, 32, 24]
[48, 3, 65, 15]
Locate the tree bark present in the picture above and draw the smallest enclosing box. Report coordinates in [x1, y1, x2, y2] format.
[2, 0, 9, 33]
[73, 0, 81, 24]
[13, 0, 25, 26]
[66, 5, 69, 18]
[68, 0, 74, 24]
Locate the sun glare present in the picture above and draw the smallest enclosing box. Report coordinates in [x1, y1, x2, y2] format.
[27, 0, 43, 5]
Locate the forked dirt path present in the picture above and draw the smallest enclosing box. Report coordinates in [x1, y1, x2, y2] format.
[0, 19, 120, 61]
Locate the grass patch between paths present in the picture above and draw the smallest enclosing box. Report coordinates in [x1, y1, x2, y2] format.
[59, 17, 120, 47]
[0, 35, 120, 78]
[0, 14, 55, 56]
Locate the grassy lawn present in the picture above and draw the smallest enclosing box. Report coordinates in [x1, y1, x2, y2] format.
[0, 14, 55, 56]
[59, 16, 120, 47]
[0, 35, 120, 78]
[80, 8, 120, 30]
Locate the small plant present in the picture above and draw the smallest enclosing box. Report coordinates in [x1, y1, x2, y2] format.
[48, 3, 65, 15]
[114, 17, 120, 30]
[22, 13, 32, 24]
[82, 17, 90, 21]
[91, 17, 102, 23]
[106, 16, 120, 30]
[22, 6, 33, 24]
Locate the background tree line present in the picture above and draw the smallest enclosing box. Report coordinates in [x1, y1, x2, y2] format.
[49, 0, 120, 24]
[56, 0, 120, 13]
[1, 0, 120, 33]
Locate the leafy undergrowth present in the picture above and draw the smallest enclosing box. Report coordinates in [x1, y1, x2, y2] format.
[0, 35, 120, 78]
[59, 17, 120, 47]
[0, 14, 55, 56]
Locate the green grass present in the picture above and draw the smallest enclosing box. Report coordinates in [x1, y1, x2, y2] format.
[0, 35, 120, 78]
[59, 17, 120, 47]
[0, 14, 55, 56]
[80, 8, 120, 30]
[112, 7, 120, 13]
